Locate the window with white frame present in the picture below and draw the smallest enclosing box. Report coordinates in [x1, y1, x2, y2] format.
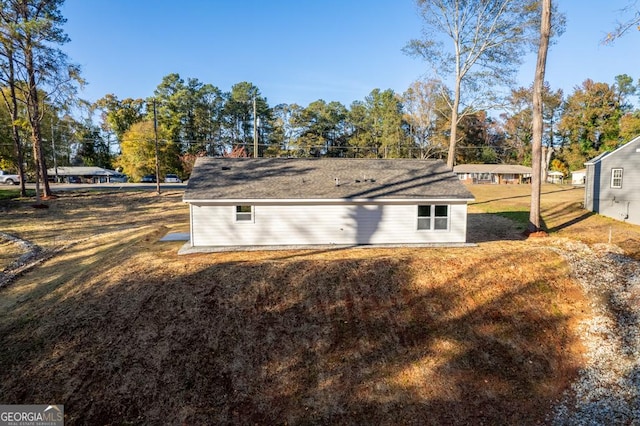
[235, 205, 253, 221]
[417, 205, 449, 231]
[611, 168, 623, 188]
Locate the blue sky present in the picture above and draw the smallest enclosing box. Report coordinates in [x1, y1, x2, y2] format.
[60, 0, 640, 108]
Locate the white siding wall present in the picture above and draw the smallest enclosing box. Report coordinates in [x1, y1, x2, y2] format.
[190, 202, 468, 246]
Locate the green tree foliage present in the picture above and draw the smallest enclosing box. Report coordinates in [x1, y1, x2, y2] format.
[456, 111, 506, 164]
[0, 92, 14, 165]
[291, 99, 348, 157]
[501, 83, 563, 166]
[344, 89, 408, 158]
[151, 73, 226, 155]
[94, 94, 145, 143]
[116, 120, 179, 181]
[558, 79, 623, 156]
[365, 89, 408, 158]
[222, 81, 270, 156]
[73, 125, 111, 168]
[404, 0, 553, 168]
[269, 103, 302, 156]
[620, 111, 640, 141]
[0, 0, 82, 198]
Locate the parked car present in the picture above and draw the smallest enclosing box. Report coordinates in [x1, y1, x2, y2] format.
[140, 175, 157, 183]
[109, 174, 128, 183]
[67, 176, 82, 184]
[164, 174, 182, 183]
[0, 170, 19, 185]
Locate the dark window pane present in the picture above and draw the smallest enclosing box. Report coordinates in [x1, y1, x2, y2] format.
[418, 205, 430, 217]
[435, 205, 448, 217]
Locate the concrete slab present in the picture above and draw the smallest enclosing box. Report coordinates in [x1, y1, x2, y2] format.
[159, 232, 190, 242]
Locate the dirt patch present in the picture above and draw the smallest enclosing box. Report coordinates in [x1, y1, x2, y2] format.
[466, 213, 526, 243]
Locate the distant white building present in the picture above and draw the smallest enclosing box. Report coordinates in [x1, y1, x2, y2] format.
[453, 164, 532, 184]
[547, 171, 564, 184]
[571, 169, 586, 186]
[47, 166, 126, 183]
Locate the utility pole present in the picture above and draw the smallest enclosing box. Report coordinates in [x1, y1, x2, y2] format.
[253, 96, 258, 158]
[153, 99, 161, 195]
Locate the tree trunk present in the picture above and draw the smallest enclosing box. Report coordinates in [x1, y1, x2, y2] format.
[24, 35, 51, 198]
[446, 76, 462, 169]
[528, 0, 552, 234]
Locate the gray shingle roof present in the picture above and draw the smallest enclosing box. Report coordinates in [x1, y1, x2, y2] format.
[184, 157, 475, 201]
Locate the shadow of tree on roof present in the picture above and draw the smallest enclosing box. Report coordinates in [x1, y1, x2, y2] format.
[344, 171, 459, 199]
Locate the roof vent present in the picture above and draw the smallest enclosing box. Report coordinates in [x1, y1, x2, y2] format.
[334, 177, 340, 187]
[222, 166, 231, 171]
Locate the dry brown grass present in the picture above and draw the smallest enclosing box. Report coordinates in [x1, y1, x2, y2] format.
[0, 189, 189, 251]
[469, 183, 640, 259]
[0, 240, 26, 271]
[0, 187, 610, 424]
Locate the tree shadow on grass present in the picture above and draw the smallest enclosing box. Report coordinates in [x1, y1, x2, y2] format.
[548, 212, 595, 233]
[0, 241, 585, 425]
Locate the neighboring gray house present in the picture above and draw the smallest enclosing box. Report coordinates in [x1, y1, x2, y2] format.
[183, 157, 475, 248]
[453, 164, 532, 184]
[584, 135, 640, 225]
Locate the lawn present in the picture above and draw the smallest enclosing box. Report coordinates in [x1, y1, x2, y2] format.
[468, 183, 640, 259]
[0, 184, 636, 424]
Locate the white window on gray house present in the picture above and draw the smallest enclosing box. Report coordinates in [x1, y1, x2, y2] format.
[611, 168, 623, 188]
[235, 205, 253, 221]
[417, 205, 449, 231]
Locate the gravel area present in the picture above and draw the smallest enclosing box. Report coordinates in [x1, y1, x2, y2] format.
[549, 238, 640, 425]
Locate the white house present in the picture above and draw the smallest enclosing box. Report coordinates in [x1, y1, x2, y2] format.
[453, 164, 532, 184]
[584, 135, 640, 225]
[571, 169, 586, 185]
[182, 157, 475, 250]
[547, 171, 565, 184]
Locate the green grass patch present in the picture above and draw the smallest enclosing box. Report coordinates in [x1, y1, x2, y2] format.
[0, 188, 35, 200]
[494, 211, 530, 226]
